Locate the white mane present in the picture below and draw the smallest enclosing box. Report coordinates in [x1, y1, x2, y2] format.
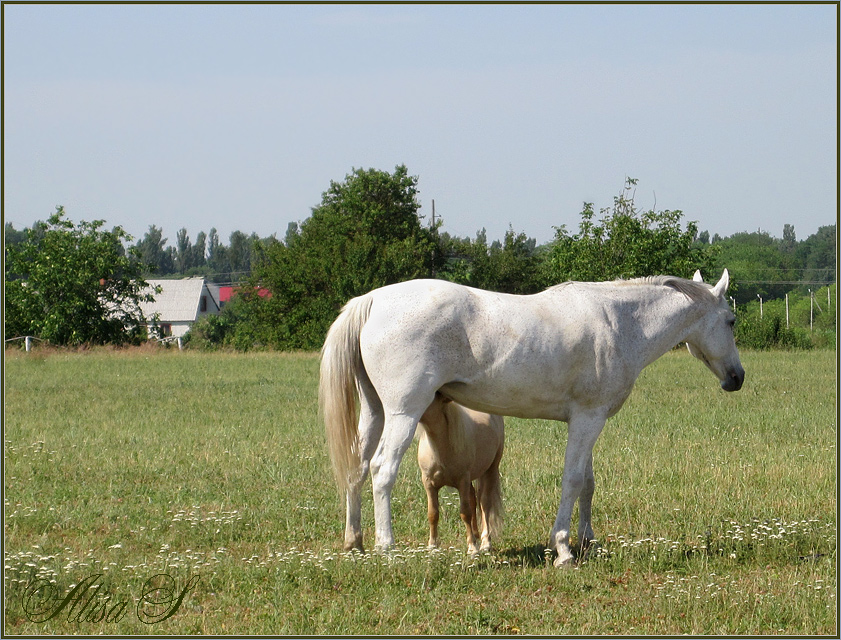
[548, 275, 716, 303]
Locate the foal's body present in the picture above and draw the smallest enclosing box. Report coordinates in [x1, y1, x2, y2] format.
[417, 393, 504, 554]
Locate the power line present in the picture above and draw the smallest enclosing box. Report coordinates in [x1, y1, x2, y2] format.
[737, 281, 836, 285]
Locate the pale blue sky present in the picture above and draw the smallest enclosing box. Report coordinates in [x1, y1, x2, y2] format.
[3, 3, 837, 247]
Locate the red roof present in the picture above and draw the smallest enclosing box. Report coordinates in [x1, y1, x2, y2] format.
[218, 286, 271, 303]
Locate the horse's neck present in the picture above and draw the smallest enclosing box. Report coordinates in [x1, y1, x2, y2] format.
[617, 287, 704, 368]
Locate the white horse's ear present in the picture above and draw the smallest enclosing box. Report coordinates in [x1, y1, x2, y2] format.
[712, 269, 730, 297]
[692, 270, 703, 283]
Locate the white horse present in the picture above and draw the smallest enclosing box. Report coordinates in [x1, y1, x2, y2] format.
[417, 392, 504, 555]
[320, 270, 744, 567]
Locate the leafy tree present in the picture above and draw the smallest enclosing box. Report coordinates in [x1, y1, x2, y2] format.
[4, 222, 28, 247]
[228, 231, 252, 275]
[781, 224, 797, 254]
[206, 228, 231, 279]
[243, 165, 436, 349]
[4, 207, 157, 346]
[133, 225, 174, 275]
[437, 227, 546, 294]
[713, 230, 795, 304]
[797, 225, 836, 288]
[175, 227, 193, 274]
[546, 178, 716, 282]
[192, 231, 207, 270]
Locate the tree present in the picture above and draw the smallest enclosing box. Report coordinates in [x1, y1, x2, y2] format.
[192, 231, 207, 271]
[798, 225, 836, 288]
[133, 225, 174, 275]
[175, 228, 193, 274]
[228, 230, 252, 275]
[546, 178, 717, 283]
[4, 222, 28, 247]
[243, 165, 436, 349]
[713, 231, 794, 304]
[4, 207, 157, 346]
[206, 227, 231, 278]
[782, 224, 797, 254]
[437, 227, 546, 294]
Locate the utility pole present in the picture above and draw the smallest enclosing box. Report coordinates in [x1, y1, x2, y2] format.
[431, 199, 437, 278]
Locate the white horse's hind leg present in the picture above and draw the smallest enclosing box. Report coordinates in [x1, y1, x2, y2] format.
[370, 413, 420, 551]
[344, 484, 364, 552]
[549, 413, 605, 568]
[344, 378, 383, 552]
[576, 453, 597, 553]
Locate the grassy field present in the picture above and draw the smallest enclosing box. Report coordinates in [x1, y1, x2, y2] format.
[3, 347, 836, 635]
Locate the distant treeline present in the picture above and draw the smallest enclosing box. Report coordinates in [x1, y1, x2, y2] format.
[4, 168, 835, 351]
[4, 207, 833, 302]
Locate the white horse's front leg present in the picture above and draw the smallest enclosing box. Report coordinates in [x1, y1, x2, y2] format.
[370, 415, 418, 551]
[549, 414, 605, 568]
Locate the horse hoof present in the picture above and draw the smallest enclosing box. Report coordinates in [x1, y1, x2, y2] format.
[553, 551, 576, 568]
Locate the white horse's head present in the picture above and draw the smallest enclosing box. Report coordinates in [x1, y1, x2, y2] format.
[686, 269, 745, 392]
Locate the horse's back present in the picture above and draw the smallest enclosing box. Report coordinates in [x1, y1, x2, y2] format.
[356, 278, 624, 420]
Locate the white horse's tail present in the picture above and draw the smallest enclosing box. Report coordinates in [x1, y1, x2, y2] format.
[320, 294, 374, 496]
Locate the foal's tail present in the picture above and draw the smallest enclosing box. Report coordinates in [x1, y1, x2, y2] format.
[320, 294, 374, 496]
[483, 470, 505, 541]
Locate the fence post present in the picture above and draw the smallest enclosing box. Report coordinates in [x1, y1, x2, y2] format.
[785, 294, 789, 329]
[25, 336, 32, 352]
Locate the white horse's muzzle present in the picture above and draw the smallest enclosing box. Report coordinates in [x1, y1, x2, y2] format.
[721, 366, 745, 392]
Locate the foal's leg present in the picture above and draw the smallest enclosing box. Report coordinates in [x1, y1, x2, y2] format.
[549, 413, 606, 568]
[424, 481, 441, 548]
[458, 477, 480, 555]
[370, 413, 421, 551]
[344, 378, 383, 552]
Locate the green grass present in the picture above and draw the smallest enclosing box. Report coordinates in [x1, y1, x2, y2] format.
[3, 347, 836, 635]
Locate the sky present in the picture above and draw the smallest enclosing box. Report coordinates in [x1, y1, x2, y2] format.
[3, 3, 837, 248]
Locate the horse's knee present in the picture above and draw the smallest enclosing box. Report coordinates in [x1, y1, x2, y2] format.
[371, 456, 399, 491]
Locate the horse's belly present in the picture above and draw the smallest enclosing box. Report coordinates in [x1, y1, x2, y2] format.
[439, 381, 571, 422]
